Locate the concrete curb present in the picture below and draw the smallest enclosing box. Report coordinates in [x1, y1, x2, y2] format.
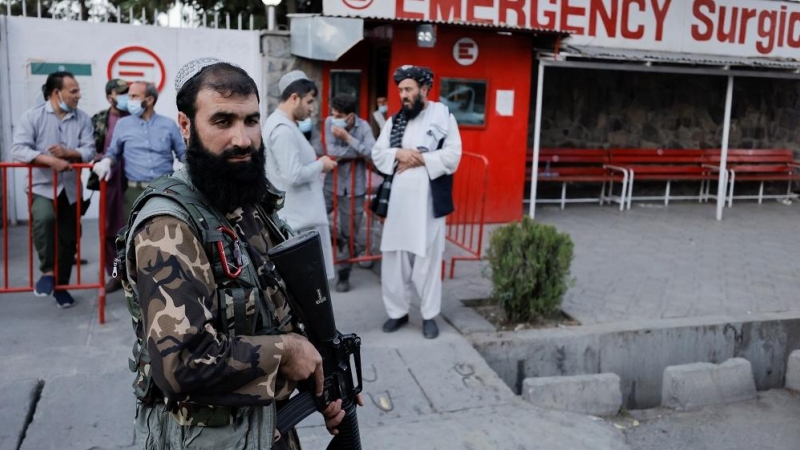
[786, 350, 800, 391]
[661, 358, 756, 410]
[522, 373, 622, 416]
[466, 312, 800, 409]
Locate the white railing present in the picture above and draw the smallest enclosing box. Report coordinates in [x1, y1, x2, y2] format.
[2, 0, 260, 30]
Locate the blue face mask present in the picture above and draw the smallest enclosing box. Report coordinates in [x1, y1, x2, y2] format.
[331, 117, 348, 128]
[298, 118, 313, 133]
[56, 92, 71, 113]
[127, 99, 144, 117]
[378, 105, 388, 114]
[115, 94, 129, 112]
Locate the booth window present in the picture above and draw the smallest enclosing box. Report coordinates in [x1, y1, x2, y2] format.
[330, 70, 361, 115]
[440, 78, 487, 127]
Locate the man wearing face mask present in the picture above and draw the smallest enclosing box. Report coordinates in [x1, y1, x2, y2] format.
[92, 81, 186, 218]
[372, 65, 462, 339]
[264, 70, 337, 281]
[324, 94, 375, 293]
[12, 71, 95, 308]
[91, 78, 129, 293]
[372, 96, 388, 134]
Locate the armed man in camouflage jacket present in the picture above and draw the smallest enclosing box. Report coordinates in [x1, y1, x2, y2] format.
[128, 59, 352, 449]
[91, 78, 129, 292]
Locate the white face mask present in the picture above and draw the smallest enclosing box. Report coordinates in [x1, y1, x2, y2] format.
[297, 118, 313, 133]
[127, 99, 144, 117]
[56, 91, 72, 113]
[378, 105, 388, 114]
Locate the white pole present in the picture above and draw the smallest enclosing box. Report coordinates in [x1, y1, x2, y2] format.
[268, 6, 276, 31]
[716, 75, 735, 221]
[529, 59, 545, 219]
[21, 0, 26, 16]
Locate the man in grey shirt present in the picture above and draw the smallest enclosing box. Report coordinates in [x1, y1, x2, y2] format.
[11, 71, 95, 308]
[324, 94, 376, 293]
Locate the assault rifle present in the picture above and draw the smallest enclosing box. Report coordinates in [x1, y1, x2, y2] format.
[267, 231, 363, 450]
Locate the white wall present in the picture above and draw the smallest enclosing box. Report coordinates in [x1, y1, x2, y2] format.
[0, 16, 263, 222]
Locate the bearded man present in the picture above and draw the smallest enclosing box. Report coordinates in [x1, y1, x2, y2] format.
[124, 58, 353, 450]
[372, 65, 462, 339]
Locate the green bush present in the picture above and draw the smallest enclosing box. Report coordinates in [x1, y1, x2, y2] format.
[485, 217, 574, 323]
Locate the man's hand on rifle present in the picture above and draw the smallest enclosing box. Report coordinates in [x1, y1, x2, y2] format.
[279, 333, 324, 392]
[322, 395, 365, 436]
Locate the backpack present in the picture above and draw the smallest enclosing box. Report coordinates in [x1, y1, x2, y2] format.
[114, 171, 293, 426]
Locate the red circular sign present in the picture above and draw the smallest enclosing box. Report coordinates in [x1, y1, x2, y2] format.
[342, 0, 374, 10]
[107, 46, 167, 92]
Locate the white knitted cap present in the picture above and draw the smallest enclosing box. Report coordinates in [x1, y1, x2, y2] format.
[174, 57, 224, 92]
[278, 70, 309, 95]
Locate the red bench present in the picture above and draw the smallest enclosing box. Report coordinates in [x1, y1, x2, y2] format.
[607, 149, 721, 210]
[706, 149, 800, 207]
[527, 149, 628, 210]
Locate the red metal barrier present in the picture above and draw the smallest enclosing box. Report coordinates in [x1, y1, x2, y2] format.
[1, 163, 107, 323]
[330, 158, 382, 266]
[445, 152, 489, 278]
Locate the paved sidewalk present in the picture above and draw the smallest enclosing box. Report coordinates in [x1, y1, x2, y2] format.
[5, 200, 800, 449]
[443, 202, 800, 326]
[0, 220, 628, 450]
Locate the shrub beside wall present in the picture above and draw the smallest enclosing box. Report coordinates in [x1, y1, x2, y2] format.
[486, 217, 574, 323]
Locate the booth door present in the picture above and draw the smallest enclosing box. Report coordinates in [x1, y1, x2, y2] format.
[388, 27, 534, 223]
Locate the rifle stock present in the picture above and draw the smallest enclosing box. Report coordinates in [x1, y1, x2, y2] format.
[268, 231, 363, 450]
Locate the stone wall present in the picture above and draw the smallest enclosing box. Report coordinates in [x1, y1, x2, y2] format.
[261, 31, 323, 115]
[536, 68, 800, 154]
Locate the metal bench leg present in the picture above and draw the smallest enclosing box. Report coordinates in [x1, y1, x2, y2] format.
[609, 180, 614, 204]
[600, 182, 606, 205]
[627, 172, 634, 210]
[561, 182, 567, 210]
[665, 181, 671, 206]
[698, 180, 705, 203]
[728, 171, 735, 208]
[758, 181, 764, 204]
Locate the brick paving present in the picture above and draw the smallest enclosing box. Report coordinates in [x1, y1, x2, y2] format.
[443, 201, 800, 326]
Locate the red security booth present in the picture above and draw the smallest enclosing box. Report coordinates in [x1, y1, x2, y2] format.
[304, 17, 562, 223]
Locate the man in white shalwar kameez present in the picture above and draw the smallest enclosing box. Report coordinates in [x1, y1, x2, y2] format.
[263, 70, 338, 279]
[372, 65, 461, 339]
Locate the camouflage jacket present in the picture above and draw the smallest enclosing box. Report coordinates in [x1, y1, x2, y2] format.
[91, 108, 110, 155]
[127, 182, 298, 416]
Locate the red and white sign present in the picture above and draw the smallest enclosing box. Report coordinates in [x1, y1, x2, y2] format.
[342, 0, 374, 9]
[323, 0, 800, 59]
[453, 37, 479, 65]
[107, 46, 167, 92]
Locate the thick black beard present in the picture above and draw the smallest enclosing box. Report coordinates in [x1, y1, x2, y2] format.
[185, 126, 268, 214]
[402, 95, 425, 120]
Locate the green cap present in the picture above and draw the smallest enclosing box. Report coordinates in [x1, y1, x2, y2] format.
[105, 78, 129, 95]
